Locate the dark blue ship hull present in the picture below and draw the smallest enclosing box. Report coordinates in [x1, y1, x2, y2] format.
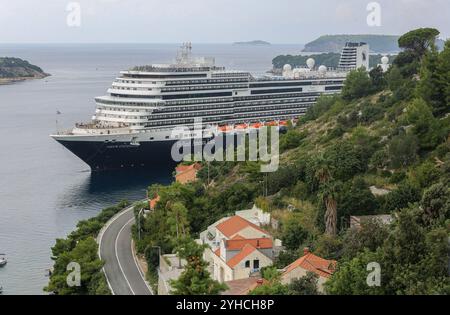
[56, 139, 180, 171]
[55, 130, 283, 171]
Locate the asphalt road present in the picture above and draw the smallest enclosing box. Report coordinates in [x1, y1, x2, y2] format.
[99, 206, 153, 295]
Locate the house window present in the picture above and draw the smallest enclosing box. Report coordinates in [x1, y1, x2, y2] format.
[245, 260, 250, 268]
[253, 259, 260, 269]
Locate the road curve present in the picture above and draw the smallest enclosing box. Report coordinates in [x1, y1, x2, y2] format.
[98, 205, 153, 295]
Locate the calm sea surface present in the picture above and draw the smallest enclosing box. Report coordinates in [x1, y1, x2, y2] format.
[0, 43, 304, 294]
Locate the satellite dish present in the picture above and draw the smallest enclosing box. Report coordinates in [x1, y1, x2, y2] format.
[381, 56, 389, 65]
[318, 65, 327, 74]
[306, 58, 315, 70]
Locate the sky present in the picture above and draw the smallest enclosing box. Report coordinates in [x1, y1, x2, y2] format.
[0, 0, 449, 43]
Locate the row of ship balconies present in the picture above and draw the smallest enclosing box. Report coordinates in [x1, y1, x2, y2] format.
[143, 107, 309, 128]
[94, 101, 316, 126]
[95, 94, 321, 116]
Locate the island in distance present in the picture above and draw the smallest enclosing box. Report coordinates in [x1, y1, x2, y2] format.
[233, 40, 271, 46]
[0, 57, 50, 84]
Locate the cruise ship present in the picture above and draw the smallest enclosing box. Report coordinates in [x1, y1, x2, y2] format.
[51, 43, 351, 170]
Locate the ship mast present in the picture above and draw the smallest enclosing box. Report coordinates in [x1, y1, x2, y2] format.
[176, 42, 193, 65]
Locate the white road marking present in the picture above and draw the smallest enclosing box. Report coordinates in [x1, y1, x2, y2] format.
[131, 238, 154, 295]
[115, 217, 136, 295]
[98, 205, 134, 295]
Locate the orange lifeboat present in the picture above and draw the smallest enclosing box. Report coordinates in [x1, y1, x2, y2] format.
[250, 122, 263, 129]
[279, 120, 288, 126]
[234, 123, 248, 130]
[265, 121, 278, 127]
[218, 125, 233, 133]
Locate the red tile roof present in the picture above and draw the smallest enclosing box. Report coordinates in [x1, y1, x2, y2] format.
[283, 250, 337, 279]
[149, 194, 160, 209]
[227, 244, 257, 268]
[216, 216, 269, 238]
[176, 163, 202, 174]
[226, 238, 273, 251]
[175, 163, 202, 184]
[222, 277, 267, 295]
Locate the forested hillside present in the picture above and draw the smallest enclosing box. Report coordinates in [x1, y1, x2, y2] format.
[133, 28, 450, 295]
[0, 57, 48, 80]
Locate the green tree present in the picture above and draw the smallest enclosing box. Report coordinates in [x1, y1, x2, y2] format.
[170, 238, 226, 295]
[387, 133, 418, 168]
[324, 141, 365, 181]
[325, 250, 384, 295]
[280, 214, 310, 250]
[327, 206, 450, 295]
[45, 237, 109, 295]
[166, 201, 190, 240]
[369, 66, 387, 92]
[287, 272, 320, 295]
[394, 28, 440, 77]
[386, 65, 404, 91]
[438, 40, 450, 116]
[398, 28, 440, 59]
[338, 178, 379, 220]
[420, 182, 450, 225]
[341, 67, 373, 101]
[302, 95, 338, 121]
[341, 219, 389, 259]
[250, 267, 289, 295]
[416, 45, 447, 116]
[404, 98, 445, 151]
[280, 130, 305, 151]
[380, 181, 420, 213]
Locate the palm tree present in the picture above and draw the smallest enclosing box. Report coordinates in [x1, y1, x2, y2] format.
[314, 160, 338, 236]
[321, 181, 339, 236]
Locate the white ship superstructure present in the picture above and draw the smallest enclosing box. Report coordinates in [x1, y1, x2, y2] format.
[52, 43, 349, 170]
[338, 42, 370, 70]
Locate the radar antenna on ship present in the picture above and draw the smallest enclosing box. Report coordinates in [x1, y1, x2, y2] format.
[176, 42, 193, 64]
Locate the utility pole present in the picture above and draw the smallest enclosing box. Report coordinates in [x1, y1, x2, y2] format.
[153, 246, 162, 271]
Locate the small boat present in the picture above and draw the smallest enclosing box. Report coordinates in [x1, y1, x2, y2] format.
[0, 254, 6, 267]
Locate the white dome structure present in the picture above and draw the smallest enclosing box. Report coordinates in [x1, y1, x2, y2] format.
[283, 64, 292, 71]
[381, 56, 389, 65]
[306, 58, 315, 70]
[318, 65, 327, 74]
